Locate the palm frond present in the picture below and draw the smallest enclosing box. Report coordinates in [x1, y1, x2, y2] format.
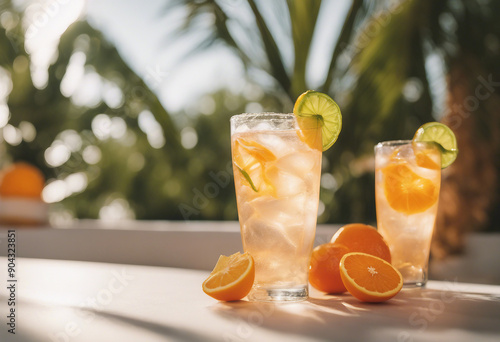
[162, 1, 252, 70]
[321, 0, 364, 94]
[247, 0, 291, 96]
[287, 0, 322, 98]
[342, 0, 430, 148]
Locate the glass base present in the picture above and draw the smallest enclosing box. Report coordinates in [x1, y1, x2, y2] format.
[403, 280, 427, 288]
[400, 267, 427, 287]
[247, 285, 308, 302]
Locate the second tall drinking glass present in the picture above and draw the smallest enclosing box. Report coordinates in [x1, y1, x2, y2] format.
[375, 140, 441, 287]
[231, 113, 322, 302]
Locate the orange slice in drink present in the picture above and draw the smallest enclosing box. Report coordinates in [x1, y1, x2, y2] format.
[233, 138, 276, 167]
[382, 163, 438, 215]
[415, 150, 440, 170]
[339, 252, 403, 302]
[202, 252, 255, 301]
[232, 138, 276, 193]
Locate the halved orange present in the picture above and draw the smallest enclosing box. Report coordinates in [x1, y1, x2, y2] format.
[382, 163, 438, 214]
[340, 252, 403, 302]
[202, 252, 255, 301]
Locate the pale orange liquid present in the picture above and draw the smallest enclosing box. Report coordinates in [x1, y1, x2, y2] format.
[375, 142, 441, 285]
[232, 129, 321, 289]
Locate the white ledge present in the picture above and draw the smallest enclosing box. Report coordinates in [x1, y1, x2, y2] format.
[0, 220, 341, 270]
[1, 220, 498, 285]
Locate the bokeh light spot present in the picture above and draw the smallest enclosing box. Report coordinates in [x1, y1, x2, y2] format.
[181, 126, 198, 149]
[3, 124, 22, 146]
[45, 141, 71, 167]
[19, 121, 37, 142]
[82, 145, 101, 165]
[0, 104, 10, 128]
[138, 110, 165, 149]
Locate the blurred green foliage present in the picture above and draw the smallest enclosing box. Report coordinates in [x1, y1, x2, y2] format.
[0, 0, 499, 231]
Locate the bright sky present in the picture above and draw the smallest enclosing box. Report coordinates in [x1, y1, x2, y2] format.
[15, 0, 350, 112]
[86, 0, 246, 112]
[84, 0, 350, 112]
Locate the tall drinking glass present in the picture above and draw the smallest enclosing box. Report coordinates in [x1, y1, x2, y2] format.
[375, 140, 441, 287]
[231, 113, 322, 302]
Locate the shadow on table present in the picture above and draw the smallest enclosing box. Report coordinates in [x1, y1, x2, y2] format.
[210, 287, 500, 341]
[0, 293, 222, 342]
[83, 310, 222, 342]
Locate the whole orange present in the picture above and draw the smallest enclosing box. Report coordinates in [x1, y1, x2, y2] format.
[0, 162, 45, 199]
[331, 223, 391, 263]
[309, 243, 349, 293]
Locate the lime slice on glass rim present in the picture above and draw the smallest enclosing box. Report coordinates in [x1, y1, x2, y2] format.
[293, 90, 342, 151]
[413, 122, 458, 168]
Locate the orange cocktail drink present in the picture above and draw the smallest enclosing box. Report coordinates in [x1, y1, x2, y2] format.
[375, 140, 441, 287]
[231, 113, 321, 302]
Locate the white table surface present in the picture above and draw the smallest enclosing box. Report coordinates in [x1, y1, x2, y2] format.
[0, 257, 499, 342]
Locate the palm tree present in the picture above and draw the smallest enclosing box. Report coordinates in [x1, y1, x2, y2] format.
[171, 0, 500, 256]
[0, 0, 278, 221]
[1, 1, 190, 219]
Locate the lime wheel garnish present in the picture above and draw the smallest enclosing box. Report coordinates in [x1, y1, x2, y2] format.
[413, 122, 458, 168]
[293, 90, 342, 151]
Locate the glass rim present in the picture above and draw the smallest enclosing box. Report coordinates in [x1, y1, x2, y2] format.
[230, 112, 294, 123]
[375, 140, 437, 149]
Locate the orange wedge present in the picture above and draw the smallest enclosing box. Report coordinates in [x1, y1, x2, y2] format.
[340, 252, 403, 302]
[383, 163, 438, 214]
[202, 252, 255, 301]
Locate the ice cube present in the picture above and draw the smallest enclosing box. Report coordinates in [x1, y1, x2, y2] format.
[256, 133, 291, 158]
[253, 122, 274, 132]
[237, 199, 255, 220]
[392, 144, 415, 162]
[266, 167, 307, 197]
[283, 223, 306, 248]
[242, 216, 297, 252]
[249, 194, 307, 225]
[413, 164, 440, 182]
[274, 151, 319, 175]
[234, 124, 250, 133]
[284, 194, 308, 221]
